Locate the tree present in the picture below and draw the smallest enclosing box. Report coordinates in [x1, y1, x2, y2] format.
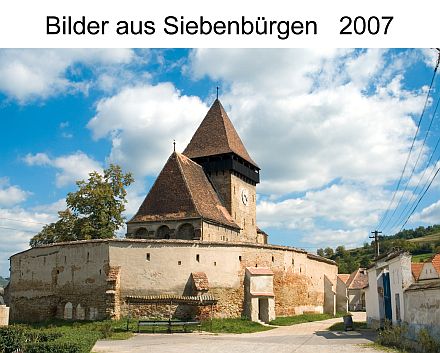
[324, 247, 334, 257]
[317, 248, 325, 257]
[30, 165, 134, 247]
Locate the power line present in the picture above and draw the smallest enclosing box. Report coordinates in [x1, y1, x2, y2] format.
[376, 49, 440, 231]
[388, 95, 440, 232]
[0, 217, 47, 225]
[0, 226, 37, 234]
[383, 87, 440, 232]
[399, 164, 440, 231]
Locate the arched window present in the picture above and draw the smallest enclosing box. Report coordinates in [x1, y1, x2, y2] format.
[176, 223, 195, 240]
[156, 225, 171, 239]
[134, 227, 148, 238]
[64, 302, 73, 320]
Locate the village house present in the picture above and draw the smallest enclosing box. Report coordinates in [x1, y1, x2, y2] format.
[336, 268, 368, 312]
[365, 251, 440, 339]
[6, 99, 338, 323]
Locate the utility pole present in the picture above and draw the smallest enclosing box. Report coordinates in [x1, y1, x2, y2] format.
[370, 230, 382, 257]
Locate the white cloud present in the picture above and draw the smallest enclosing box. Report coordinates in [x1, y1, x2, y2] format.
[411, 199, 440, 225]
[23, 152, 102, 187]
[87, 82, 208, 177]
[0, 202, 61, 277]
[0, 49, 135, 103]
[190, 49, 426, 198]
[0, 178, 30, 207]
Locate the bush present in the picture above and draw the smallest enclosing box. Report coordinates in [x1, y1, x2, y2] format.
[0, 326, 25, 353]
[376, 322, 410, 351]
[417, 328, 440, 353]
[94, 321, 114, 339]
[25, 341, 81, 353]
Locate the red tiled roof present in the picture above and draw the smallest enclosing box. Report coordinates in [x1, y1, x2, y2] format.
[431, 253, 440, 274]
[130, 152, 239, 229]
[337, 274, 350, 284]
[183, 99, 258, 168]
[246, 267, 273, 275]
[346, 268, 368, 289]
[191, 272, 209, 291]
[411, 263, 424, 281]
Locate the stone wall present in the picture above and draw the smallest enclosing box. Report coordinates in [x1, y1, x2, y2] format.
[8, 241, 109, 322]
[8, 239, 337, 322]
[109, 239, 337, 319]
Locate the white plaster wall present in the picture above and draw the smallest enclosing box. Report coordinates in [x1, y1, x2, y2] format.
[250, 275, 273, 294]
[404, 286, 440, 339]
[366, 268, 380, 324]
[419, 263, 439, 280]
[389, 255, 412, 323]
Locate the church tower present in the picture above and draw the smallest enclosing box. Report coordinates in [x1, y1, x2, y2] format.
[183, 99, 260, 242]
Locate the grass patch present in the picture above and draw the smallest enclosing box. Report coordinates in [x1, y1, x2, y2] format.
[269, 312, 344, 326]
[411, 253, 435, 263]
[200, 318, 274, 334]
[4, 319, 135, 353]
[327, 321, 368, 331]
[361, 343, 403, 352]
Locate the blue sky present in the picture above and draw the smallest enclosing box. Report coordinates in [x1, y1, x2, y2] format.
[1, 48, 440, 277]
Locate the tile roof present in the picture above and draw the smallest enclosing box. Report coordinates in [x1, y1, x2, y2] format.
[130, 152, 239, 229]
[337, 274, 350, 284]
[347, 268, 368, 289]
[183, 99, 258, 168]
[246, 267, 274, 275]
[432, 253, 440, 274]
[191, 272, 209, 291]
[411, 263, 424, 280]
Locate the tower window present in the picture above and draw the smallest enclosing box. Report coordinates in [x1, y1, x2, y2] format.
[239, 256, 242, 261]
[178, 261, 182, 265]
[214, 262, 217, 266]
[146, 253, 150, 261]
[272, 256, 274, 262]
[196, 254, 200, 262]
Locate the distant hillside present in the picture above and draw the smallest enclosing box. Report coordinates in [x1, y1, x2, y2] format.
[0, 276, 9, 287]
[317, 225, 440, 273]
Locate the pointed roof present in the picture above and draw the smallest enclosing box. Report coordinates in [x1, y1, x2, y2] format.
[183, 99, 258, 168]
[337, 274, 350, 284]
[130, 152, 239, 229]
[411, 263, 424, 281]
[346, 268, 368, 289]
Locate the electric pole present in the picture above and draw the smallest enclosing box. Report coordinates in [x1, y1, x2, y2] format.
[370, 230, 382, 257]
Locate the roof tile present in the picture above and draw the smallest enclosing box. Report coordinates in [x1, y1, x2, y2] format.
[183, 99, 258, 167]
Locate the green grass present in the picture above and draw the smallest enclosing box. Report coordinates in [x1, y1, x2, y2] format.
[269, 312, 344, 326]
[327, 321, 368, 331]
[200, 318, 274, 334]
[361, 343, 404, 352]
[411, 253, 435, 263]
[408, 232, 440, 243]
[10, 319, 135, 352]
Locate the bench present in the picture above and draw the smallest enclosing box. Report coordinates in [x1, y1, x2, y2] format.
[137, 320, 201, 333]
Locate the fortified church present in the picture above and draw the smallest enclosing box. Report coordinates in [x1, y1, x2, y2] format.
[6, 99, 337, 323]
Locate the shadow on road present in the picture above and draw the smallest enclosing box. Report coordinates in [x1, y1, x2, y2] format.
[315, 330, 376, 341]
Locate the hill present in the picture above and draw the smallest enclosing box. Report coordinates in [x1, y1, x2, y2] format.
[318, 225, 440, 273]
[0, 276, 9, 287]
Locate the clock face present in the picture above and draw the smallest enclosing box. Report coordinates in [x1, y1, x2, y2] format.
[241, 188, 249, 206]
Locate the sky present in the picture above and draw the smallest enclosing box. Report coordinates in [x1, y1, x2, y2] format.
[1, 48, 440, 277]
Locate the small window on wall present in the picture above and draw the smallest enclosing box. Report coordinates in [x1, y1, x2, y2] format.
[239, 256, 242, 262]
[272, 256, 275, 262]
[196, 254, 200, 262]
[146, 253, 150, 261]
[178, 261, 182, 265]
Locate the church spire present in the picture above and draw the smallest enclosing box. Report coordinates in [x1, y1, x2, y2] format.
[183, 99, 258, 169]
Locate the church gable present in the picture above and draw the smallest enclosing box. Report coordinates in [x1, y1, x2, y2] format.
[131, 152, 199, 222]
[130, 152, 239, 230]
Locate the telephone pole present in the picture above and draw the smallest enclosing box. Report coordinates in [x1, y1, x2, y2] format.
[370, 230, 382, 257]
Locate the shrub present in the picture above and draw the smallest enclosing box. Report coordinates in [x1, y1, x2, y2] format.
[376, 322, 410, 351]
[417, 328, 440, 353]
[94, 321, 114, 338]
[24, 341, 81, 353]
[0, 326, 25, 353]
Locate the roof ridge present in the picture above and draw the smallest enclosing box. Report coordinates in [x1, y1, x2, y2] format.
[175, 152, 203, 218]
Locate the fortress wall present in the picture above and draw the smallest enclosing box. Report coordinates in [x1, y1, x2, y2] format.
[8, 239, 337, 322]
[8, 241, 109, 322]
[109, 240, 337, 319]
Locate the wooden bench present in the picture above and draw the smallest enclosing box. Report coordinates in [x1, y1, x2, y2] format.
[137, 320, 201, 333]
